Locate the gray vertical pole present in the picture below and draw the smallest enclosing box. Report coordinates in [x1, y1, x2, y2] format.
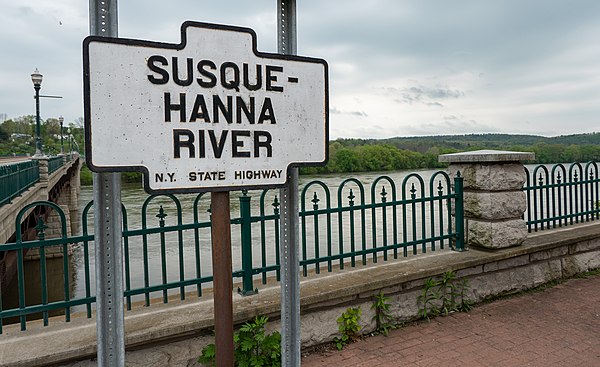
[278, 1, 301, 366]
[89, 1, 125, 366]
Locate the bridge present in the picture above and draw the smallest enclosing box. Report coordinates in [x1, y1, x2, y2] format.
[0, 154, 82, 286]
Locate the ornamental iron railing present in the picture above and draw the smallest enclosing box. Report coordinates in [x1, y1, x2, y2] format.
[0, 171, 463, 333]
[523, 162, 600, 232]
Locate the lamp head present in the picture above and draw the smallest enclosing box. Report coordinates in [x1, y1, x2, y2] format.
[31, 68, 43, 88]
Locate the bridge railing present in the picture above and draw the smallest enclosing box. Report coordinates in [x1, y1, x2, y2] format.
[0, 160, 40, 207]
[0, 171, 463, 333]
[523, 162, 600, 232]
[47, 156, 65, 175]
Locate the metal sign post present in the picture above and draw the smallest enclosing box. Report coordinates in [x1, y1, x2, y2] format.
[278, 1, 301, 366]
[210, 192, 235, 366]
[89, 1, 125, 366]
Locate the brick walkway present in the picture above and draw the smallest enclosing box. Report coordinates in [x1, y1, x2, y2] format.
[302, 274, 600, 367]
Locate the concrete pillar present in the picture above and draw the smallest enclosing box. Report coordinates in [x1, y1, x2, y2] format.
[69, 157, 81, 235]
[439, 150, 535, 249]
[33, 156, 49, 188]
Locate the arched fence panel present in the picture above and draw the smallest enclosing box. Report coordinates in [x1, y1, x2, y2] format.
[0, 170, 463, 333]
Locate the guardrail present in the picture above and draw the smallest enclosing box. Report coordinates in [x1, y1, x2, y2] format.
[47, 156, 65, 175]
[0, 160, 40, 207]
[524, 162, 600, 232]
[0, 171, 463, 333]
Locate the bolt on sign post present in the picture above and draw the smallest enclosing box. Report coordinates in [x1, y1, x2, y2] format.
[83, 21, 328, 366]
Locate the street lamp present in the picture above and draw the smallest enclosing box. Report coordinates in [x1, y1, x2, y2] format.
[59, 115, 64, 154]
[67, 128, 73, 154]
[31, 68, 43, 156]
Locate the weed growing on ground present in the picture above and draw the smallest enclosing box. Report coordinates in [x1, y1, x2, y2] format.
[416, 277, 440, 320]
[371, 292, 395, 336]
[334, 307, 362, 350]
[417, 270, 472, 320]
[198, 316, 281, 367]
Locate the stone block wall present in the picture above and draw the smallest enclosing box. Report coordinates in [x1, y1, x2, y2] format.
[440, 150, 535, 249]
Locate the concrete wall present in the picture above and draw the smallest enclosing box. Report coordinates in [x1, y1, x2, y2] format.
[1, 221, 599, 367]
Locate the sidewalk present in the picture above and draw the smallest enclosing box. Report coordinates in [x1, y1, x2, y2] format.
[302, 273, 600, 367]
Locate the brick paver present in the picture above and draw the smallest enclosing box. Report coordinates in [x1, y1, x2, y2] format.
[302, 274, 600, 366]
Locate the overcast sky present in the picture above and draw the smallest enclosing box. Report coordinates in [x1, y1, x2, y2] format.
[1, 0, 599, 139]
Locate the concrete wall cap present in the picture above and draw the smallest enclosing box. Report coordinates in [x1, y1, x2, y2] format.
[439, 150, 535, 163]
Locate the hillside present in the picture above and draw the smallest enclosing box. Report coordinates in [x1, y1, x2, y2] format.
[336, 132, 600, 153]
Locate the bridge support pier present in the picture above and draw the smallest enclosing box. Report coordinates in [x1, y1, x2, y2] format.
[440, 150, 535, 249]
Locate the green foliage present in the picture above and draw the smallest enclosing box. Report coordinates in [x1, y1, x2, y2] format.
[0, 116, 85, 156]
[371, 292, 395, 336]
[299, 133, 600, 176]
[121, 171, 142, 184]
[417, 271, 472, 320]
[198, 316, 281, 367]
[79, 164, 141, 186]
[455, 278, 474, 312]
[416, 277, 440, 321]
[0, 124, 8, 142]
[80, 165, 93, 185]
[333, 307, 362, 350]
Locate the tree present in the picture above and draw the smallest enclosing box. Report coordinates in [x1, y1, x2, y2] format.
[0, 124, 8, 142]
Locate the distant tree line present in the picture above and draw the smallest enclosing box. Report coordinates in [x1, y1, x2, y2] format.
[3, 114, 600, 182]
[300, 133, 600, 174]
[0, 115, 84, 157]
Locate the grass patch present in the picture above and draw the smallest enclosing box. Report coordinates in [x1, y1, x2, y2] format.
[575, 268, 600, 278]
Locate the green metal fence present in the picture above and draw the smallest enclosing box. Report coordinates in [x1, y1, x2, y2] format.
[47, 156, 64, 175]
[0, 171, 463, 333]
[0, 160, 40, 207]
[524, 162, 600, 232]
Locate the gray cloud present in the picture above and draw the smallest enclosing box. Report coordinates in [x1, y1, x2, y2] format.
[385, 84, 465, 106]
[1, 0, 599, 139]
[330, 107, 368, 118]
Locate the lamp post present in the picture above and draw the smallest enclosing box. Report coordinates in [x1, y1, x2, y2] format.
[67, 128, 73, 154]
[31, 68, 43, 157]
[59, 115, 64, 154]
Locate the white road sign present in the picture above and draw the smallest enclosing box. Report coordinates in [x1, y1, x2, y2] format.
[84, 22, 328, 193]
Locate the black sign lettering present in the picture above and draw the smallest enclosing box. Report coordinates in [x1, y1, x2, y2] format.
[265, 65, 284, 92]
[236, 96, 254, 124]
[147, 55, 169, 84]
[258, 97, 276, 124]
[173, 129, 195, 158]
[231, 130, 251, 158]
[208, 129, 228, 158]
[221, 62, 240, 91]
[213, 95, 233, 123]
[172, 57, 194, 87]
[190, 94, 210, 122]
[164, 92, 186, 122]
[243, 63, 262, 91]
[254, 131, 272, 157]
[197, 60, 218, 88]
